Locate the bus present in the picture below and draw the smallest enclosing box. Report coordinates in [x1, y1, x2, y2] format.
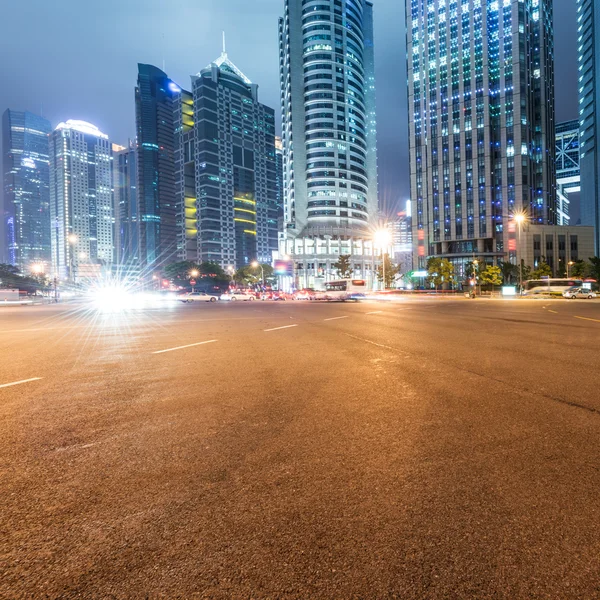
[523, 278, 582, 295]
[323, 279, 367, 301]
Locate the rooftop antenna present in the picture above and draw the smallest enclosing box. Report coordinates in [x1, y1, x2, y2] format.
[162, 33, 165, 72]
[222, 31, 227, 57]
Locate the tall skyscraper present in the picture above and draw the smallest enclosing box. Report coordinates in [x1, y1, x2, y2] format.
[135, 64, 182, 269]
[49, 120, 113, 280]
[407, 0, 556, 274]
[279, 0, 379, 288]
[1, 110, 52, 269]
[275, 136, 285, 234]
[578, 0, 600, 254]
[174, 49, 279, 269]
[113, 143, 138, 266]
[555, 120, 580, 226]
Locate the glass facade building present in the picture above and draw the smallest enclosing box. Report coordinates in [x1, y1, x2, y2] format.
[1, 110, 52, 269]
[49, 120, 113, 280]
[113, 144, 139, 266]
[279, 0, 379, 288]
[135, 64, 182, 269]
[174, 51, 279, 269]
[407, 0, 556, 274]
[555, 120, 580, 226]
[577, 0, 600, 254]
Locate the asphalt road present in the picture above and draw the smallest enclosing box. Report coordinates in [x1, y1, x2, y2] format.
[2, 296, 600, 599]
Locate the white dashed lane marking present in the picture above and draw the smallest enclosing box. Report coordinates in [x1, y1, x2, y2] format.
[0, 377, 43, 389]
[152, 340, 218, 354]
[264, 324, 298, 332]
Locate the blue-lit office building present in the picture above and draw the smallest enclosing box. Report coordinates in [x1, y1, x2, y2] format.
[1, 110, 52, 269]
[578, 0, 600, 254]
[174, 50, 279, 269]
[135, 64, 183, 269]
[555, 120, 580, 226]
[113, 143, 139, 266]
[49, 120, 113, 280]
[407, 0, 556, 272]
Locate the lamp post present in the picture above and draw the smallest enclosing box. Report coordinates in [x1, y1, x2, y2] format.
[513, 212, 526, 294]
[251, 261, 264, 286]
[189, 269, 199, 292]
[567, 261, 574, 279]
[472, 259, 479, 296]
[31, 264, 45, 302]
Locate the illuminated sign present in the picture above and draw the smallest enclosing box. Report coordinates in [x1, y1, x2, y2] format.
[274, 260, 293, 276]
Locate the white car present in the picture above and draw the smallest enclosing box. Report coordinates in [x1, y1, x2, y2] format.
[181, 291, 217, 303]
[220, 291, 256, 302]
[562, 287, 597, 299]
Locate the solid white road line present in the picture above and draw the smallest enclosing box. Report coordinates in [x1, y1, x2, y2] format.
[264, 324, 298, 332]
[365, 311, 383, 315]
[152, 340, 218, 354]
[0, 377, 43, 389]
[324, 316, 348, 321]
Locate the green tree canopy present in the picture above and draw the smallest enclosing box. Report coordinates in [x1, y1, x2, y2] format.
[426, 257, 456, 290]
[333, 254, 353, 279]
[570, 260, 589, 279]
[588, 257, 600, 283]
[479, 265, 503, 290]
[499, 261, 518, 284]
[530, 261, 553, 279]
[0, 264, 44, 293]
[234, 263, 275, 286]
[377, 254, 401, 289]
[163, 261, 228, 286]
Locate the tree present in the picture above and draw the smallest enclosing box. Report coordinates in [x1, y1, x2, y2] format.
[588, 257, 600, 284]
[163, 260, 229, 290]
[465, 261, 479, 280]
[163, 261, 199, 285]
[376, 254, 401, 289]
[426, 257, 456, 290]
[570, 260, 589, 279]
[520, 260, 532, 282]
[333, 254, 353, 279]
[234, 263, 275, 286]
[499, 260, 518, 284]
[0, 264, 43, 293]
[530, 261, 552, 279]
[479, 265, 503, 291]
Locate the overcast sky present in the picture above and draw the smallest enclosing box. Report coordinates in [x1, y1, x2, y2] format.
[0, 0, 578, 215]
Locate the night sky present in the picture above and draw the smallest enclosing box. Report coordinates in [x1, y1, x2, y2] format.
[0, 0, 578, 215]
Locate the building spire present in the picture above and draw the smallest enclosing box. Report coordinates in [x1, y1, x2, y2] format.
[222, 31, 227, 56]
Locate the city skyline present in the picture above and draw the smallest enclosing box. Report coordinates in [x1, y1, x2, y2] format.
[0, 0, 579, 216]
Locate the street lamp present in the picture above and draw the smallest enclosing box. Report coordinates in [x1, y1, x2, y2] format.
[472, 259, 479, 296]
[373, 228, 392, 290]
[567, 260, 575, 279]
[513, 211, 527, 293]
[227, 265, 235, 286]
[251, 261, 265, 286]
[189, 269, 199, 292]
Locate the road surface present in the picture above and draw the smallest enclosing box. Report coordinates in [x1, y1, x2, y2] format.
[1, 297, 600, 598]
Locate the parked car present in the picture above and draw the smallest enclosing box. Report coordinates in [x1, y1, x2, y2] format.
[294, 288, 316, 301]
[562, 287, 597, 299]
[220, 290, 256, 302]
[181, 291, 217, 303]
[272, 291, 294, 301]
